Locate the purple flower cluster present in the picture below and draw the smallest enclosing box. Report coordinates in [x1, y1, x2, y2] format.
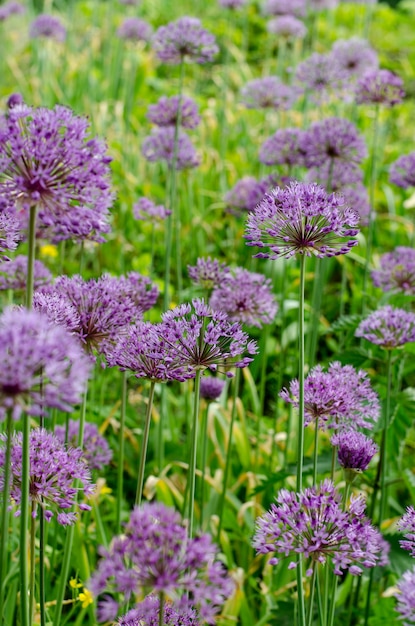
[372, 247, 415, 295]
[89, 502, 234, 623]
[262, 0, 306, 18]
[355, 306, 415, 348]
[280, 361, 380, 431]
[0, 255, 52, 292]
[253, 479, 387, 576]
[389, 152, 415, 189]
[116, 18, 153, 42]
[395, 567, 415, 625]
[259, 128, 305, 168]
[152, 17, 218, 65]
[0, 1, 25, 22]
[355, 69, 405, 106]
[330, 37, 378, 87]
[142, 127, 200, 170]
[54, 420, 113, 471]
[133, 197, 171, 222]
[240, 77, 300, 110]
[224, 174, 285, 216]
[188, 257, 228, 290]
[0, 428, 94, 525]
[147, 96, 200, 129]
[398, 506, 415, 557]
[199, 376, 226, 401]
[119, 596, 200, 626]
[245, 181, 360, 259]
[29, 14, 67, 42]
[331, 431, 378, 471]
[266, 15, 307, 39]
[219, 0, 246, 8]
[0, 200, 20, 252]
[295, 53, 342, 102]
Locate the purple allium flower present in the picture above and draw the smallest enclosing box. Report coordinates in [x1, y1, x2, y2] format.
[6, 93, 24, 110]
[0, 255, 51, 291]
[330, 37, 378, 85]
[98, 596, 120, 623]
[336, 182, 371, 227]
[142, 127, 200, 170]
[187, 257, 228, 290]
[120, 272, 159, 312]
[0, 427, 94, 524]
[0, 104, 114, 243]
[200, 376, 226, 401]
[119, 0, 140, 4]
[355, 69, 405, 106]
[0, 1, 25, 21]
[266, 15, 307, 38]
[259, 128, 306, 168]
[54, 419, 112, 471]
[89, 502, 234, 623]
[116, 17, 153, 42]
[280, 361, 380, 431]
[397, 507, 415, 558]
[395, 567, 415, 625]
[152, 17, 218, 65]
[29, 14, 66, 42]
[147, 96, 200, 129]
[0, 201, 20, 252]
[33, 291, 81, 333]
[372, 247, 415, 295]
[295, 53, 343, 102]
[245, 181, 360, 259]
[305, 159, 364, 192]
[262, 0, 306, 17]
[119, 596, 200, 625]
[253, 479, 387, 575]
[133, 197, 171, 222]
[224, 174, 287, 216]
[331, 431, 378, 471]
[0, 307, 91, 421]
[219, 0, 246, 8]
[389, 152, 415, 189]
[355, 305, 415, 348]
[160, 299, 258, 376]
[309, 0, 339, 10]
[240, 77, 300, 110]
[209, 267, 278, 328]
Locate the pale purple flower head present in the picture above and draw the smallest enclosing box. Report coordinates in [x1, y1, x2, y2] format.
[397, 507, 415, 558]
[295, 53, 343, 102]
[330, 38, 378, 84]
[266, 15, 307, 39]
[389, 152, 415, 189]
[253, 479, 387, 576]
[142, 127, 200, 170]
[300, 117, 367, 170]
[259, 128, 306, 168]
[0, 427, 94, 525]
[372, 247, 415, 295]
[0, 104, 114, 243]
[188, 257, 228, 290]
[54, 419, 113, 471]
[0, 1, 25, 21]
[119, 0, 140, 4]
[309, 0, 339, 9]
[262, 0, 306, 17]
[0, 200, 20, 252]
[245, 181, 360, 259]
[29, 14, 67, 42]
[331, 431, 378, 471]
[133, 197, 171, 222]
[147, 96, 200, 129]
[395, 567, 415, 625]
[209, 267, 278, 328]
[6, 93, 24, 109]
[200, 376, 226, 401]
[337, 182, 371, 226]
[117, 18, 153, 42]
[355, 69, 405, 106]
[240, 77, 300, 110]
[280, 361, 380, 431]
[33, 291, 81, 333]
[0, 255, 51, 292]
[89, 502, 234, 623]
[119, 596, 200, 626]
[152, 17, 218, 65]
[219, 0, 246, 8]
[224, 175, 284, 216]
[355, 306, 415, 348]
[305, 160, 364, 192]
[0, 307, 91, 421]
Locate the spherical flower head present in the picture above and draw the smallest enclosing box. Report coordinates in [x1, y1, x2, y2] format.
[266, 16, 307, 39]
[240, 77, 300, 110]
[395, 567, 415, 625]
[397, 507, 415, 558]
[0, 2, 25, 21]
[200, 376, 226, 401]
[0, 200, 20, 252]
[119, 0, 140, 4]
[262, 0, 306, 18]
[309, 0, 339, 9]
[187, 257, 228, 290]
[33, 291, 81, 333]
[133, 197, 171, 222]
[6, 93, 24, 109]
[224, 174, 287, 216]
[152, 17, 218, 65]
[253, 479, 387, 576]
[338, 182, 371, 227]
[119, 271, 159, 312]
[219, 0, 247, 8]
[0, 255, 51, 292]
[372, 247, 415, 295]
[29, 14, 67, 42]
[329, 37, 378, 84]
[119, 595, 200, 625]
[295, 53, 343, 102]
[160, 298, 258, 376]
[0, 427, 94, 524]
[259, 128, 306, 167]
[0, 104, 114, 243]
[147, 96, 200, 129]
[331, 431, 378, 471]
[300, 117, 367, 170]
[54, 419, 113, 471]
[389, 152, 415, 189]
[355, 69, 405, 106]
[355, 305, 415, 349]
[280, 361, 380, 431]
[209, 267, 278, 328]
[0, 307, 91, 421]
[142, 127, 200, 170]
[245, 181, 360, 259]
[89, 502, 234, 623]
[117, 17, 153, 42]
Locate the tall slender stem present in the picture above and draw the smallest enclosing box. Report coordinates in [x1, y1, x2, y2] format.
[199, 402, 210, 530]
[187, 370, 202, 538]
[29, 503, 36, 623]
[0, 412, 13, 624]
[378, 349, 393, 524]
[312, 418, 319, 487]
[20, 416, 31, 626]
[135, 381, 156, 507]
[159, 591, 165, 626]
[327, 483, 351, 626]
[116, 371, 127, 532]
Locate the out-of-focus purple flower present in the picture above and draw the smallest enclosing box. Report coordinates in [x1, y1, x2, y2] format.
[6, 93, 24, 109]
[188, 257, 228, 290]
[119, 0, 140, 5]
[54, 419, 112, 471]
[262, 0, 306, 17]
[397, 506, 415, 558]
[295, 53, 343, 102]
[240, 77, 300, 110]
[245, 181, 360, 259]
[0, 201, 20, 252]
[147, 96, 200, 129]
[0, 307, 91, 421]
[259, 128, 306, 168]
[119, 596, 200, 625]
[224, 174, 286, 216]
[331, 431, 378, 471]
[330, 37, 378, 85]
[389, 152, 415, 189]
[253, 479, 387, 576]
[152, 17, 218, 65]
[305, 160, 364, 192]
[97, 596, 120, 623]
[309, 0, 339, 10]
[355, 69, 405, 106]
[0, 1, 25, 21]
[200, 377, 226, 401]
[89, 502, 234, 623]
[0, 428, 94, 525]
[395, 567, 415, 624]
[121, 272, 159, 312]
[355, 305, 415, 348]
[280, 361, 380, 431]
[266, 15, 307, 38]
[142, 127, 200, 170]
[29, 14, 67, 42]
[0, 255, 51, 291]
[133, 197, 171, 222]
[209, 267, 278, 328]
[219, 0, 246, 8]
[33, 291, 81, 333]
[372, 247, 415, 295]
[117, 17, 153, 42]
[336, 182, 371, 227]
[0, 104, 114, 243]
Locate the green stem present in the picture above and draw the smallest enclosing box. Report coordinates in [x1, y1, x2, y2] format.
[0, 412, 13, 624]
[306, 564, 318, 626]
[135, 381, 156, 507]
[116, 371, 127, 533]
[199, 403, 210, 531]
[312, 418, 319, 487]
[20, 416, 31, 626]
[187, 370, 202, 538]
[326, 484, 351, 626]
[29, 502, 36, 624]
[39, 500, 46, 626]
[26, 206, 38, 310]
[159, 591, 165, 626]
[378, 349, 393, 525]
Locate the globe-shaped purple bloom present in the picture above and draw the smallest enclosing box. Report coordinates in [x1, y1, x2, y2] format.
[147, 95, 200, 129]
[33, 291, 81, 333]
[133, 197, 171, 222]
[300, 117, 367, 170]
[29, 14, 66, 41]
[0, 255, 52, 292]
[116, 17, 153, 42]
[188, 257, 228, 290]
[397, 507, 415, 558]
[389, 152, 415, 189]
[337, 182, 371, 226]
[0, 200, 20, 252]
[54, 419, 113, 471]
[240, 77, 300, 110]
[262, 0, 306, 17]
[119, 596, 200, 625]
[329, 37, 378, 85]
[0, 1, 25, 21]
[142, 127, 200, 170]
[395, 567, 415, 625]
[200, 376, 226, 401]
[355, 69, 405, 106]
[224, 175, 284, 216]
[355, 305, 415, 348]
[152, 17, 218, 65]
[219, 0, 246, 8]
[266, 16, 307, 39]
[245, 181, 360, 259]
[331, 431, 378, 471]
[372, 247, 415, 295]
[259, 128, 306, 168]
[295, 53, 343, 102]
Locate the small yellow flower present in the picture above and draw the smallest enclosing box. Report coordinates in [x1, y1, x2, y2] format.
[69, 578, 82, 589]
[79, 588, 93, 608]
[39, 244, 58, 259]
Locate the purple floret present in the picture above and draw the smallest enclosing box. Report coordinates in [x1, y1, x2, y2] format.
[372, 247, 415, 295]
[356, 305, 415, 348]
[54, 419, 113, 471]
[188, 257, 228, 290]
[117, 17, 153, 42]
[0, 255, 51, 291]
[142, 127, 200, 170]
[240, 77, 300, 110]
[331, 431, 378, 471]
[329, 37, 378, 86]
[147, 95, 200, 129]
[395, 567, 415, 624]
[262, 0, 306, 17]
[200, 377, 226, 401]
[266, 16, 307, 38]
[300, 117, 367, 170]
[29, 14, 67, 41]
[397, 507, 415, 558]
[295, 52, 343, 102]
[389, 152, 415, 189]
[133, 197, 171, 222]
[152, 17, 218, 65]
[355, 69, 405, 106]
[259, 128, 306, 167]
